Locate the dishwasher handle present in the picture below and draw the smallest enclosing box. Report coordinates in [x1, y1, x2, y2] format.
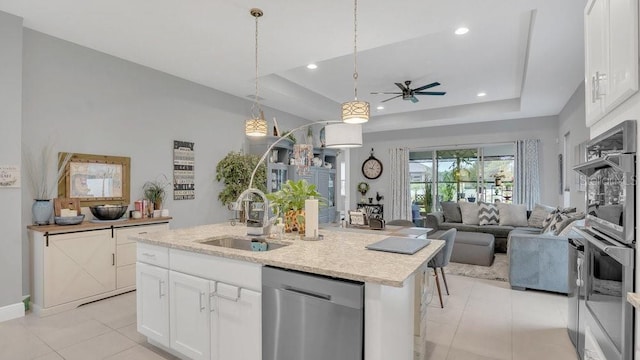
[283, 286, 332, 301]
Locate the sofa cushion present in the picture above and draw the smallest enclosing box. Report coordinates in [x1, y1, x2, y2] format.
[497, 203, 528, 227]
[478, 202, 499, 225]
[541, 209, 559, 231]
[528, 203, 556, 228]
[558, 219, 586, 237]
[439, 222, 480, 232]
[441, 202, 462, 223]
[459, 202, 480, 225]
[478, 224, 514, 237]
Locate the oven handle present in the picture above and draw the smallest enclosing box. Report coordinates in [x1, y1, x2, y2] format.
[575, 228, 634, 267]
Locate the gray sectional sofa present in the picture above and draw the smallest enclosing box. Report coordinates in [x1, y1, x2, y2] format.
[426, 203, 585, 294]
[425, 210, 541, 253]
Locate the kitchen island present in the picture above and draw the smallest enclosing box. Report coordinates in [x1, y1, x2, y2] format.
[132, 223, 444, 360]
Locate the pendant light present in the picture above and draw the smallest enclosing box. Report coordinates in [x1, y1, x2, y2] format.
[341, 0, 369, 124]
[245, 8, 268, 137]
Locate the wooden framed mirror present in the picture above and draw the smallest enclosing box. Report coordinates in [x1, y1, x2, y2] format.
[58, 153, 131, 206]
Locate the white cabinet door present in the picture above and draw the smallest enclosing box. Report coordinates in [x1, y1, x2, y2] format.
[170, 271, 211, 360]
[44, 230, 115, 307]
[136, 262, 169, 347]
[585, 0, 608, 125]
[211, 283, 261, 360]
[606, 0, 638, 110]
[584, 0, 639, 126]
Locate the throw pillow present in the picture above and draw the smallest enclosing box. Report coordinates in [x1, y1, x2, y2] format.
[552, 212, 585, 235]
[544, 212, 563, 234]
[478, 202, 499, 225]
[497, 203, 528, 227]
[459, 202, 480, 225]
[558, 219, 586, 237]
[528, 203, 556, 228]
[542, 208, 559, 231]
[441, 201, 462, 223]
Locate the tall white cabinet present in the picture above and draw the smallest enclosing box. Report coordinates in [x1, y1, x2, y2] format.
[29, 219, 170, 316]
[584, 0, 639, 126]
[136, 243, 262, 360]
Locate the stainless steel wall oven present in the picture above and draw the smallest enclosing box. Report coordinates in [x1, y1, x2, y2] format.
[574, 120, 636, 360]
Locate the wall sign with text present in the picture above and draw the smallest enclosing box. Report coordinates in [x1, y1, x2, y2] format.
[173, 140, 195, 200]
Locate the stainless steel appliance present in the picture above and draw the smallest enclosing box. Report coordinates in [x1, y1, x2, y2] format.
[568, 237, 586, 359]
[573, 119, 636, 360]
[574, 120, 636, 245]
[262, 266, 364, 360]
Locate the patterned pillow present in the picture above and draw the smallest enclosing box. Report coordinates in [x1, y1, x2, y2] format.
[551, 212, 586, 235]
[528, 203, 556, 228]
[541, 208, 559, 231]
[478, 202, 499, 225]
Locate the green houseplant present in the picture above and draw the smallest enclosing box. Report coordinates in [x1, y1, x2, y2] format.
[215, 151, 266, 208]
[266, 179, 324, 233]
[143, 175, 171, 210]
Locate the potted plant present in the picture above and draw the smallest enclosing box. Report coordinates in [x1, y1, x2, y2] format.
[266, 179, 324, 234]
[215, 151, 266, 219]
[491, 169, 507, 186]
[143, 175, 171, 210]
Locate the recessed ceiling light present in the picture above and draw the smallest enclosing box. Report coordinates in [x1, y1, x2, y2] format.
[376, 105, 384, 110]
[477, 92, 487, 97]
[306, 63, 318, 70]
[455, 27, 469, 35]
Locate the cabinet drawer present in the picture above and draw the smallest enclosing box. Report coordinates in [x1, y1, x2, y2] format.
[170, 249, 261, 291]
[137, 242, 169, 268]
[117, 264, 136, 288]
[117, 243, 136, 266]
[116, 223, 169, 245]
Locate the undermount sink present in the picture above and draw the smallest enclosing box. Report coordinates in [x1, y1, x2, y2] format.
[198, 236, 289, 251]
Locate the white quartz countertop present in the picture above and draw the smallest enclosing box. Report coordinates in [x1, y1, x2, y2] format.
[131, 223, 444, 287]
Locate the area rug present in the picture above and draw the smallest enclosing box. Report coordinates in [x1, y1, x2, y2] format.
[444, 253, 509, 282]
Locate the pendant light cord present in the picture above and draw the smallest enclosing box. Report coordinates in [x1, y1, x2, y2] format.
[353, 0, 359, 100]
[251, 9, 261, 119]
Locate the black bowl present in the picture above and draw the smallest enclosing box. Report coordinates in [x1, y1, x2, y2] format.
[90, 205, 129, 220]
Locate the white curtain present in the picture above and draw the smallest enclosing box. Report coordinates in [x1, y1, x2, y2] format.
[514, 139, 541, 209]
[389, 147, 411, 220]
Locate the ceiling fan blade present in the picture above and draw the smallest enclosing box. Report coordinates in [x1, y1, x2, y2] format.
[414, 91, 446, 96]
[370, 92, 402, 95]
[381, 95, 403, 103]
[394, 82, 407, 91]
[413, 82, 441, 92]
[410, 96, 419, 103]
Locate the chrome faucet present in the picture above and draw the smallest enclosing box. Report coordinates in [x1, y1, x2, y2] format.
[234, 188, 272, 236]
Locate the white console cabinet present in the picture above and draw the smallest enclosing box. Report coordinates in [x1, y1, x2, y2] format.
[136, 244, 262, 360]
[584, 0, 638, 126]
[29, 219, 170, 316]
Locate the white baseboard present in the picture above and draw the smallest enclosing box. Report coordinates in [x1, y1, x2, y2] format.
[0, 302, 25, 323]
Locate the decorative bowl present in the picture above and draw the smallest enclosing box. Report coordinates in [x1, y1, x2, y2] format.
[54, 214, 85, 225]
[90, 205, 129, 220]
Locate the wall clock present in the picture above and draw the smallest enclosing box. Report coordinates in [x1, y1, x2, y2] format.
[362, 148, 383, 179]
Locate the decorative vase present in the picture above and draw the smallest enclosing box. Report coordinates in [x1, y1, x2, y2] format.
[284, 209, 305, 233]
[32, 199, 53, 225]
[495, 178, 502, 186]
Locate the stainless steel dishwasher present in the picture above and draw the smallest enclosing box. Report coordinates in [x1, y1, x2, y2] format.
[262, 266, 364, 360]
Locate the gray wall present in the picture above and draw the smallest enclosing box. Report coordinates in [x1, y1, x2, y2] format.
[0, 11, 23, 308]
[19, 29, 308, 295]
[557, 83, 588, 211]
[352, 116, 561, 218]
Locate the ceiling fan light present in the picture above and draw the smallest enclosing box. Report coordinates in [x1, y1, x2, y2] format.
[341, 100, 370, 124]
[245, 117, 267, 137]
[325, 123, 362, 148]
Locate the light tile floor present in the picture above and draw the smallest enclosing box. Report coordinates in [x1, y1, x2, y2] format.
[0, 275, 578, 359]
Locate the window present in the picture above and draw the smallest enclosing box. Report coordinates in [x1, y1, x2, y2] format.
[410, 144, 514, 213]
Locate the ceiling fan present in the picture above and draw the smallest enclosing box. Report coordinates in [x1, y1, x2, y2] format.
[371, 80, 446, 103]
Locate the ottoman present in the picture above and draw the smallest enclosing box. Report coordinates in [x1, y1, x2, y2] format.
[450, 231, 495, 266]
